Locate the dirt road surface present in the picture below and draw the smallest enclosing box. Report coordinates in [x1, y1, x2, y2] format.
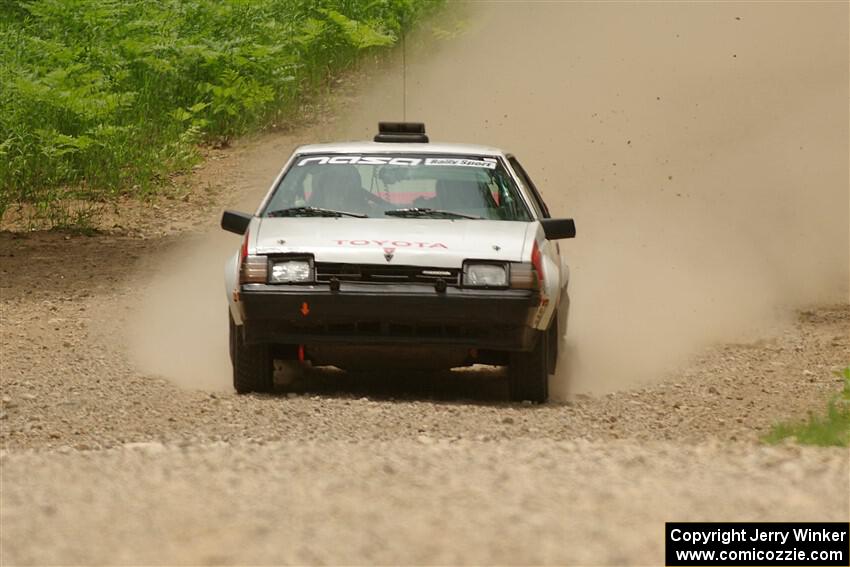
[1, 2, 848, 565]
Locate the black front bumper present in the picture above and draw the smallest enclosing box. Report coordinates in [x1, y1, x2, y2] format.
[239, 283, 539, 351]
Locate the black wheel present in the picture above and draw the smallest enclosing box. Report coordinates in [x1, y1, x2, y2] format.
[508, 330, 549, 403]
[229, 313, 273, 394]
[547, 315, 560, 375]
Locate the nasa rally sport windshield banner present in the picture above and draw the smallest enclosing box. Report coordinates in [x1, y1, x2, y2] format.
[666, 522, 849, 566]
[295, 155, 499, 169]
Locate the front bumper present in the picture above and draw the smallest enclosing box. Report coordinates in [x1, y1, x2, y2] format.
[238, 282, 540, 351]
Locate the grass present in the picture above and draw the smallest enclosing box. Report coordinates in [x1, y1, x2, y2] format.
[762, 367, 850, 447]
[0, 0, 441, 227]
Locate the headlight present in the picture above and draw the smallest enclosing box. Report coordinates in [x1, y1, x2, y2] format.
[463, 263, 508, 287]
[269, 258, 313, 283]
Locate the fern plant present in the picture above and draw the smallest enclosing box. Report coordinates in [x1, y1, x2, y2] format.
[0, 0, 442, 227]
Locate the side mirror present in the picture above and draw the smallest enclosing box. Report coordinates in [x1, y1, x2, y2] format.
[541, 218, 576, 240]
[221, 210, 252, 235]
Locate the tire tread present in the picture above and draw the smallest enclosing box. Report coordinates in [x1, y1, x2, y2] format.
[231, 316, 273, 394]
[508, 330, 549, 403]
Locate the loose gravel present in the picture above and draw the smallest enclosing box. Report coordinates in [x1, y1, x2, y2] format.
[2, 439, 846, 566]
[1, 230, 848, 565]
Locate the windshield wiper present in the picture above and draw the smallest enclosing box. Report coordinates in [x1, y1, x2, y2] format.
[267, 206, 367, 218]
[384, 208, 482, 220]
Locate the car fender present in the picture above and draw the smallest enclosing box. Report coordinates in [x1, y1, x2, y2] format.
[524, 223, 564, 331]
[536, 239, 560, 331]
[226, 216, 264, 326]
[225, 251, 243, 325]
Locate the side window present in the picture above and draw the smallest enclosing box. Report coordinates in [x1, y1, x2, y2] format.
[508, 156, 551, 219]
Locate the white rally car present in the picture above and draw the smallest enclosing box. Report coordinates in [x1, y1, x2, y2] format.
[221, 123, 575, 402]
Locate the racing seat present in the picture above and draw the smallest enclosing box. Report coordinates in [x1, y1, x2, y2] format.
[435, 179, 493, 211]
[308, 165, 367, 212]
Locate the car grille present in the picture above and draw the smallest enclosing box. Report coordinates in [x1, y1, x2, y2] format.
[314, 263, 460, 286]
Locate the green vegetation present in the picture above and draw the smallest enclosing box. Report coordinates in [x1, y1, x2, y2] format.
[763, 367, 850, 447]
[0, 0, 439, 224]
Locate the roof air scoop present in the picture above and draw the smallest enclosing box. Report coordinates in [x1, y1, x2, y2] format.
[374, 122, 429, 143]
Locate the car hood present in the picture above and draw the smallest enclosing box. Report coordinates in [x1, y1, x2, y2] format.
[253, 217, 532, 267]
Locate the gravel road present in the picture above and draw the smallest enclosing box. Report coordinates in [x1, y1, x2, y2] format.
[1, 231, 847, 565]
[3, 439, 845, 565]
[1, 2, 848, 565]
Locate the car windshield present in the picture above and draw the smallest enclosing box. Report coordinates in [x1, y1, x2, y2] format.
[262, 153, 533, 221]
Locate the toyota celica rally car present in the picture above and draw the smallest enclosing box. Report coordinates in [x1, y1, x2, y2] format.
[221, 123, 575, 402]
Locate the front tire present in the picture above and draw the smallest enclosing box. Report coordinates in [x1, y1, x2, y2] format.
[508, 330, 549, 403]
[230, 314, 273, 394]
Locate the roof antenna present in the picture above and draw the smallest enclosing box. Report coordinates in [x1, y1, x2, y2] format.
[401, 26, 407, 121]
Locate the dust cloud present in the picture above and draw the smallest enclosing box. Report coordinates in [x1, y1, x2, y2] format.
[128, 231, 235, 390]
[127, 139, 291, 391]
[129, 2, 849, 396]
